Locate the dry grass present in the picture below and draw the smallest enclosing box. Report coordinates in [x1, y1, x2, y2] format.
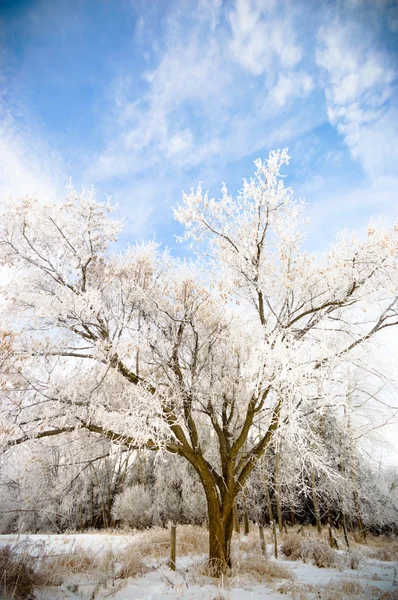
[0, 539, 148, 598]
[174, 524, 208, 555]
[130, 526, 170, 558]
[189, 552, 294, 586]
[115, 544, 150, 579]
[281, 535, 302, 560]
[277, 581, 318, 599]
[130, 524, 208, 558]
[363, 541, 398, 562]
[0, 544, 36, 599]
[233, 528, 270, 554]
[368, 548, 396, 561]
[2, 525, 396, 597]
[233, 554, 294, 582]
[276, 579, 394, 600]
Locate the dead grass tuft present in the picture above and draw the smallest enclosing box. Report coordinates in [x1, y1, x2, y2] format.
[115, 544, 149, 579]
[233, 555, 294, 582]
[281, 534, 339, 568]
[281, 535, 302, 560]
[0, 544, 36, 599]
[355, 534, 398, 561]
[277, 581, 318, 599]
[277, 579, 386, 600]
[366, 547, 395, 561]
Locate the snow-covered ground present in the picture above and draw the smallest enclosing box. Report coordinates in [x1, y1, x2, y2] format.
[1, 531, 397, 599]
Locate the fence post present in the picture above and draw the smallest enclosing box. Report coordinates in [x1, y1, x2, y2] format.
[243, 509, 250, 535]
[170, 523, 176, 571]
[233, 501, 240, 534]
[273, 522, 278, 559]
[259, 525, 266, 556]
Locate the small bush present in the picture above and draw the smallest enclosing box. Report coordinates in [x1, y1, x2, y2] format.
[281, 535, 302, 560]
[281, 534, 338, 568]
[112, 484, 153, 529]
[301, 539, 338, 568]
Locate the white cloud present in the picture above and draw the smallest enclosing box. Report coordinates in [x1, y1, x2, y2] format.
[268, 71, 313, 109]
[198, 0, 223, 31]
[316, 19, 398, 182]
[228, 0, 302, 77]
[87, 32, 231, 183]
[88, 0, 319, 192]
[0, 111, 64, 203]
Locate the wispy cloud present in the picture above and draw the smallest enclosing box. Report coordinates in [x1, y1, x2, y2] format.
[316, 15, 397, 181]
[229, 0, 302, 77]
[0, 0, 396, 243]
[87, 0, 318, 202]
[0, 109, 63, 202]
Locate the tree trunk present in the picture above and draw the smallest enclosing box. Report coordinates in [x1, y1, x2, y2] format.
[311, 470, 322, 534]
[275, 448, 283, 533]
[207, 501, 234, 575]
[264, 477, 274, 524]
[290, 508, 295, 526]
[346, 396, 366, 541]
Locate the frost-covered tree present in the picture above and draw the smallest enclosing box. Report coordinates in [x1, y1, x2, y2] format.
[0, 150, 397, 574]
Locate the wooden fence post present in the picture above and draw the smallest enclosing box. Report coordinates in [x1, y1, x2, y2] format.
[259, 525, 266, 556]
[243, 509, 250, 535]
[233, 501, 240, 534]
[170, 523, 176, 571]
[273, 522, 278, 559]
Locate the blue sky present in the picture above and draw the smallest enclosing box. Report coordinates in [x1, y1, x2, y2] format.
[0, 0, 397, 255]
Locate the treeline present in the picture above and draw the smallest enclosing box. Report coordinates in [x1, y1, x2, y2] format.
[1, 423, 397, 537]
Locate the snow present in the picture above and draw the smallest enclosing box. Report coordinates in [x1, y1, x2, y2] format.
[1, 533, 397, 599]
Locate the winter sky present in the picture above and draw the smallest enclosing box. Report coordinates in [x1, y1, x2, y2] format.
[0, 0, 397, 254]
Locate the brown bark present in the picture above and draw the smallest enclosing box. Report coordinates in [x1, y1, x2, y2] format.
[259, 525, 266, 556]
[233, 501, 240, 534]
[206, 498, 234, 574]
[170, 524, 176, 571]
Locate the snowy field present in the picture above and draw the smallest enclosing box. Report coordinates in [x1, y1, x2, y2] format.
[1, 527, 397, 600]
